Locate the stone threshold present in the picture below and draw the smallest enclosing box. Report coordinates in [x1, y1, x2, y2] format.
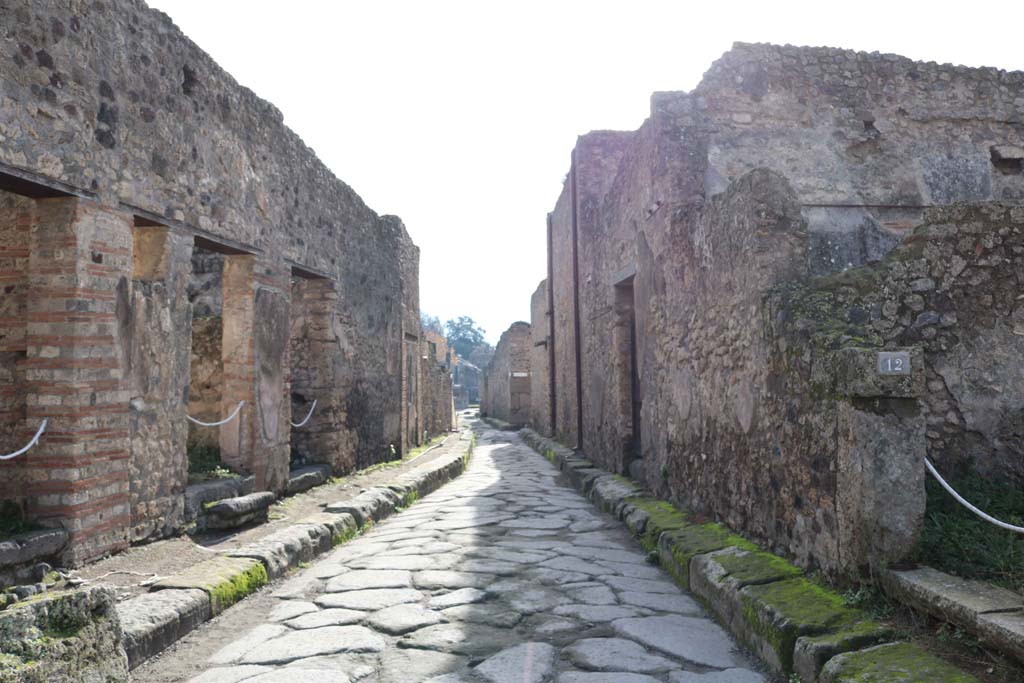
[882, 566, 1024, 666]
[117, 430, 475, 671]
[517, 427, 978, 683]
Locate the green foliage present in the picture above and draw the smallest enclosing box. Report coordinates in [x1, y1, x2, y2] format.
[842, 583, 895, 621]
[420, 312, 444, 335]
[188, 444, 225, 475]
[913, 472, 1024, 594]
[935, 622, 985, 657]
[444, 315, 487, 360]
[0, 501, 36, 538]
[209, 562, 268, 612]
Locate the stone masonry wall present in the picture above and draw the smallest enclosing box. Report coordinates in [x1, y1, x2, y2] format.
[770, 203, 1024, 484]
[549, 183, 579, 446]
[0, 0, 420, 564]
[482, 322, 531, 425]
[537, 43, 1024, 575]
[529, 279, 552, 436]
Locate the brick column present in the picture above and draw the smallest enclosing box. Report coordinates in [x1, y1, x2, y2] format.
[24, 197, 133, 566]
[127, 225, 193, 542]
[221, 256, 290, 492]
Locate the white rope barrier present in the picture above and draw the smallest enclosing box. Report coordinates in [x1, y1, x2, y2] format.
[924, 457, 1024, 534]
[290, 399, 317, 428]
[0, 419, 48, 460]
[187, 401, 245, 427]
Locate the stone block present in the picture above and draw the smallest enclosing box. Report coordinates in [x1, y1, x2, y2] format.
[301, 512, 359, 546]
[976, 610, 1024, 664]
[882, 566, 1024, 665]
[689, 547, 805, 656]
[183, 476, 253, 522]
[204, 491, 276, 529]
[657, 522, 756, 588]
[0, 586, 128, 682]
[151, 555, 268, 615]
[738, 578, 862, 674]
[117, 588, 210, 669]
[882, 566, 1024, 626]
[834, 346, 924, 398]
[793, 621, 896, 683]
[623, 496, 691, 551]
[0, 528, 68, 570]
[284, 464, 332, 496]
[819, 642, 976, 682]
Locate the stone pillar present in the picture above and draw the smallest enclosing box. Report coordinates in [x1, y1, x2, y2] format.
[220, 256, 290, 492]
[127, 225, 193, 543]
[24, 197, 133, 566]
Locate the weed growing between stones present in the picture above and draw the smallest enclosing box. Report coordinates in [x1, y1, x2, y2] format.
[209, 562, 268, 612]
[913, 474, 1024, 594]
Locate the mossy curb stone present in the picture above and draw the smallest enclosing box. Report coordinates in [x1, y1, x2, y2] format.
[818, 642, 977, 682]
[513, 426, 983, 683]
[151, 555, 268, 615]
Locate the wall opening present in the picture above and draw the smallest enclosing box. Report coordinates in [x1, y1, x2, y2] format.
[289, 270, 338, 472]
[0, 190, 32, 525]
[186, 243, 226, 479]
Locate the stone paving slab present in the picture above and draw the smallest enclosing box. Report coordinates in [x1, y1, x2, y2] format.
[123, 431, 474, 671]
[173, 422, 768, 683]
[517, 427, 982, 683]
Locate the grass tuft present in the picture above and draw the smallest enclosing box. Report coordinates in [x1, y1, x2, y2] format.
[913, 473, 1024, 594]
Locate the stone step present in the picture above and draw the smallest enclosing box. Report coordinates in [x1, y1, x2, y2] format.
[882, 566, 1024, 664]
[284, 464, 332, 496]
[203, 492, 276, 530]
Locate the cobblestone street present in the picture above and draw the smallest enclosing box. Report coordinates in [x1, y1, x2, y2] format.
[154, 423, 766, 683]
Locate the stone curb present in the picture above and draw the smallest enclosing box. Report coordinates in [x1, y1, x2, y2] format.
[117, 430, 474, 670]
[881, 566, 1024, 665]
[516, 427, 977, 683]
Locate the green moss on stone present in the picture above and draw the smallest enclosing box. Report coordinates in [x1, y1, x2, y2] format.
[662, 523, 758, 587]
[716, 549, 803, 586]
[822, 642, 976, 682]
[332, 526, 358, 547]
[625, 496, 690, 552]
[209, 562, 268, 613]
[402, 490, 419, 508]
[742, 578, 862, 673]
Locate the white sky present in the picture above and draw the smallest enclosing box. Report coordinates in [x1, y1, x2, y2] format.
[148, 0, 1024, 344]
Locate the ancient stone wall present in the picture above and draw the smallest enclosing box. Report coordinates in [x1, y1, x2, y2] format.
[420, 357, 453, 441]
[528, 280, 552, 436]
[0, 0, 421, 564]
[537, 43, 1024, 575]
[482, 322, 531, 425]
[548, 181, 579, 446]
[769, 203, 1024, 484]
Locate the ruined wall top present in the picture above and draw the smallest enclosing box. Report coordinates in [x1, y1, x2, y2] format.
[0, 0, 413, 275]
